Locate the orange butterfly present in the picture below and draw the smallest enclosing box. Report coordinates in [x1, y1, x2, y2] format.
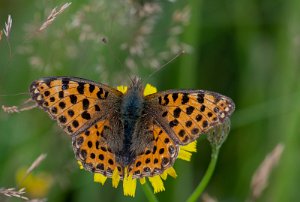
[30, 76, 234, 179]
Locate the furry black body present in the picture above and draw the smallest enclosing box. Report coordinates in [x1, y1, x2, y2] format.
[119, 80, 145, 166]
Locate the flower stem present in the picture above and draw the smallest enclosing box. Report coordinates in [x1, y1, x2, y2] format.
[186, 147, 220, 202]
[142, 181, 159, 202]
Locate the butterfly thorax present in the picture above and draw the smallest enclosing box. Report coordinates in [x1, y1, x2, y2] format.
[118, 80, 145, 165]
[120, 82, 144, 120]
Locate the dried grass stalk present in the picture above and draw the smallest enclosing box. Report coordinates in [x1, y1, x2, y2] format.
[18, 154, 47, 186]
[39, 2, 72, 31]
[2, 105, 19, 113]
[0, 187, 28, 200]
[26, 154, 47, 175]
[2, 98, 37, 113]
[249, 143, 285, 201]
[3, 14, 12, 37]
[202, 193, 218, 202]
[28, 199, 47, 202]
[2, 103, 37, 113]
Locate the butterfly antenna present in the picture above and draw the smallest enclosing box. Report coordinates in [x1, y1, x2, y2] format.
[143, 49, 185, 84]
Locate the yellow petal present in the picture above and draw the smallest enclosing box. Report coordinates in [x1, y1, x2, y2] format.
[117, 85, 128, 94]
[148, 175, 165, 193]
[161, 167, 177, 180]
[140, 177, 146, 185]
[112, 169, 120, 188]
[180, 140, 197, 152]
[160, 171, 168, 180]
[123, 168, 136, 197]
[77, 161, 83, 169]
[178, 149, 192, 161]
[144, 84, 157, 96]
[165, 167, 177, 179]
[94, 173, 107, 185]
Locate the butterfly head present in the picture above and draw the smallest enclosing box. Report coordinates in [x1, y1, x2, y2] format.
[121, 77, 144, 117]
[128, 76, 144, 93]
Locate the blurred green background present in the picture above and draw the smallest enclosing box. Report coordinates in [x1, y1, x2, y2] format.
[1, 0, 300, 201]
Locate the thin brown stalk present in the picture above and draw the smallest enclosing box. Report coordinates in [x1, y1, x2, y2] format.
[2, 103, 37, 113]
[3, 14, 12, 38]
[3, 14, 12, 56]
[0, 187, 28, 200]
[2, 98, 37, 113]
[202, 193, 218, 202]
[28, 199, 47, 202]
[249, 143, 285, 201]
[19, 154, 47, 186]
[26, 154, 47, 175]
[39, 2, 72, 31]
[2, 105, 19, 113]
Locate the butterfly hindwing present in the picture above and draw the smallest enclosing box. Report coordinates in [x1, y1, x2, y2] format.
[72, 119, 124, 178]
[145, 90, 235, 145]
[30, 77, 123, 136]
[128, 121, 179, 178]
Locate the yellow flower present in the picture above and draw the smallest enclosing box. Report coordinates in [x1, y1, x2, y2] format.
[15, 167, 53, 198]
[79, 83, 197, 197]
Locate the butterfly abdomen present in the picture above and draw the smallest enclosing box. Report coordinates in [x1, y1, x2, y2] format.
[119, 86, 144, 165]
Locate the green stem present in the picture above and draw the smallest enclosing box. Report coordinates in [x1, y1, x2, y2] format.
[186, 147, 220, 202]
[142, 181, 159, 202]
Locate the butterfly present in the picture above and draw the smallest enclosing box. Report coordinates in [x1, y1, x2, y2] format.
[30, 76, 234, 179]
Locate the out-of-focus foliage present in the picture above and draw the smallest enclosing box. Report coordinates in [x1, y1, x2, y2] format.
[0, 0, 300, 201]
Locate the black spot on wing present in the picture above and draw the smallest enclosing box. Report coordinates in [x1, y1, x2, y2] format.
[172, 93, 178, 102]
[173, 107, 181, 118]
[58, 91, 64, 98]
[59, 101, 66, 109]
[68, 109, 74, 117]
[182, 93, 189, 104]
[82, 99, 89, 110]
[89, 84, 95, 93]
[62, 79, 69, 90]
[186, 106, 195, 115]
[70, 95, 77, 104]
[197, 93, 204, 103]
[77, 82, 85, 94]
[81, 111, 91, 120]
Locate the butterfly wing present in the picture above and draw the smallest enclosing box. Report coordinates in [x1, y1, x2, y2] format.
[128, 120, 179, 178]
[127, 89, 234, 178]
[30, 76, 125, 177]
[144, 90, 235, 145]
[30, 76, 123, 136]
[72, 119, 124, 178]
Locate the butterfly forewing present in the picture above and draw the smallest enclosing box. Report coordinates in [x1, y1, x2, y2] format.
[30, 77, 123, 136]
[145, 90, 235, 145]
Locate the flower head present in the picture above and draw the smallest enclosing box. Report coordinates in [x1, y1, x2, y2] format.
[207, 118, 231, 150]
